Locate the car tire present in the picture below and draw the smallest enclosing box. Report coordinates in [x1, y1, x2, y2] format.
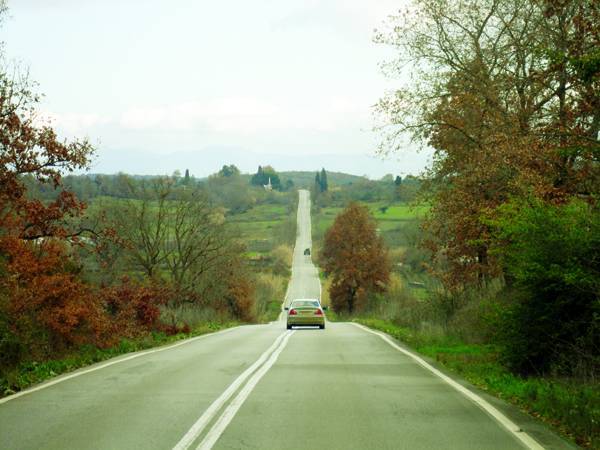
[286, 324, 292, 330]
[319, 324, 325, 330]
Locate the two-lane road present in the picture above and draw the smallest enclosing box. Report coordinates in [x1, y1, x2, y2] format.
[0, 190, 574, 449]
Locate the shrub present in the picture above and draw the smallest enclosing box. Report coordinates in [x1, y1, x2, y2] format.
[253, 273, 286, 322]
[491, 198, 600, 377]
[271, 245, 292, 276]
[100, 278, 167, 341]
[0, 238, 106, 362]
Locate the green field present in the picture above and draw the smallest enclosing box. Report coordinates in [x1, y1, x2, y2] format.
[370, 203, 429, 220]
[313, 202, 428, 238]
[228, 202, 296, 255]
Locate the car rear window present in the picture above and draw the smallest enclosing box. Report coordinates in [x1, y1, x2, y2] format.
[292, 300, 320, 308]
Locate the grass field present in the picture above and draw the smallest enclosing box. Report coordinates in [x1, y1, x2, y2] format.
[312, 202, 428, 241]
[228, 202, 296, 256]
[370, 203, 429, 220]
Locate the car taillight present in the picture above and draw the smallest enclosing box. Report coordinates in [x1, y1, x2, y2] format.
[289, 309, 297, 315]
[314, 309, 323, 316]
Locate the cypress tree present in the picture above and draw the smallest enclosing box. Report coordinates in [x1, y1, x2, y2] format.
[320, 168, 328, 192]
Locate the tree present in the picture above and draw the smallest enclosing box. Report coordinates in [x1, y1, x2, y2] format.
[394, 176, 402, 186]
[250, 165, 281, 190]
[321, 203, 390, 313]
[0, 82, 93, 241]
[320, 168, 328, 192]
[207, 174, 256, 213]
[284, 179, 294, 191]
[105, 177, 172, 279]
[375, 0, 600, 288]
[184, 169, 190, 185]
[0, 11, 105, 364]
[490, 197, 599, 377]
[218, 164, 240, 177]
[104, 177, 254, 315]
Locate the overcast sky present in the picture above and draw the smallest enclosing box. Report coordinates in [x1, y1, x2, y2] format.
[3, 0, 430, 178]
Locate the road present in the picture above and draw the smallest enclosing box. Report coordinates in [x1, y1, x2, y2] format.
[0, 190, 574, 450]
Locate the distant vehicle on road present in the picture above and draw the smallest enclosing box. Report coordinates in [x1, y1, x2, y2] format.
[285, 299, 326, 330]
[303, 248, 310, 256]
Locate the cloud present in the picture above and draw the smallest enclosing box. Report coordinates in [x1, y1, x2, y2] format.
[38, 110, 111, 137]
[118, 95, 369, 134]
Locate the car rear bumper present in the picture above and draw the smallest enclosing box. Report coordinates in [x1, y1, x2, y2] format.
[287, 316, 325, 326]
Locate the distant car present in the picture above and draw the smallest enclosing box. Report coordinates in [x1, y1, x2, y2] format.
[285, 299, 326, 330]
[303, 248, 311, 256]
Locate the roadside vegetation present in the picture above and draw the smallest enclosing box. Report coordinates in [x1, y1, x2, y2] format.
[313, 2, 599, 445]
[0, 7, 297, 400]
[1, 158, 298, 395]
[315, 171, 599, 448]
[1, 154, 298, 395]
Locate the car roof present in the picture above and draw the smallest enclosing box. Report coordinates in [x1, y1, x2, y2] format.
[291, 298, 320, 303]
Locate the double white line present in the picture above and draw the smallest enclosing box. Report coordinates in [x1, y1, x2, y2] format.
[173, 330, 295, 450]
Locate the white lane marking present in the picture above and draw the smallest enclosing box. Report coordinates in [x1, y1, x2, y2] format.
[197, 330, 295, 450]
[351, 323, 544, 450]
[173, 330, 291, 450]
[0, 326, 241, 406]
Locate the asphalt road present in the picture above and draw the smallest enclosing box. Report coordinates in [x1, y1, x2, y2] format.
[0, 190, 575, 450]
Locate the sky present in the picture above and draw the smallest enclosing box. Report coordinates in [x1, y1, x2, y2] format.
[3, 0, 431, 178]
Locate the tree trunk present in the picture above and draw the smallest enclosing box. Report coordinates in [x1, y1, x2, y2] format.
[347, 287, 356, 314]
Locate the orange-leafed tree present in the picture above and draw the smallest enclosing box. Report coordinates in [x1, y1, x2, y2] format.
[2, 236, 106, 362]
[0, 67, 99, 365]
[321, 202, 390, 314]
[100, 278, 168, 340]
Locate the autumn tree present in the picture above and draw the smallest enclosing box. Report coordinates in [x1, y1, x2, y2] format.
[376, 0, 600, 288]
[375, 0, 599, 376]
[0, 10, 104, 365]
[321, 203, 390, 313]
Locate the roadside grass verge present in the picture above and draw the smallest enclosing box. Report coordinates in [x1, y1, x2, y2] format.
[355, 318, 599, 449]
[0, 321, 239, 399]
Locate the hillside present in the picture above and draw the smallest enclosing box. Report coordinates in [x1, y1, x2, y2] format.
[279, 171, 365, 187]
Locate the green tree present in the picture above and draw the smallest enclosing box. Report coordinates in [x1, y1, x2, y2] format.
[321, 203, 391, 313]
[490, 197, 600, 377]
[320, 168, 328, 192]
[284, 179, 294, 191]
[218, 164, 240, 177]
[250, 165, 281, 190]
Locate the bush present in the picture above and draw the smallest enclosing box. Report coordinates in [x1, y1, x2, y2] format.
[491, 198, 600, 377]
[253, 273, 286, 322]
[271, 245, 292, 276]
[100, 278, 167, 341]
